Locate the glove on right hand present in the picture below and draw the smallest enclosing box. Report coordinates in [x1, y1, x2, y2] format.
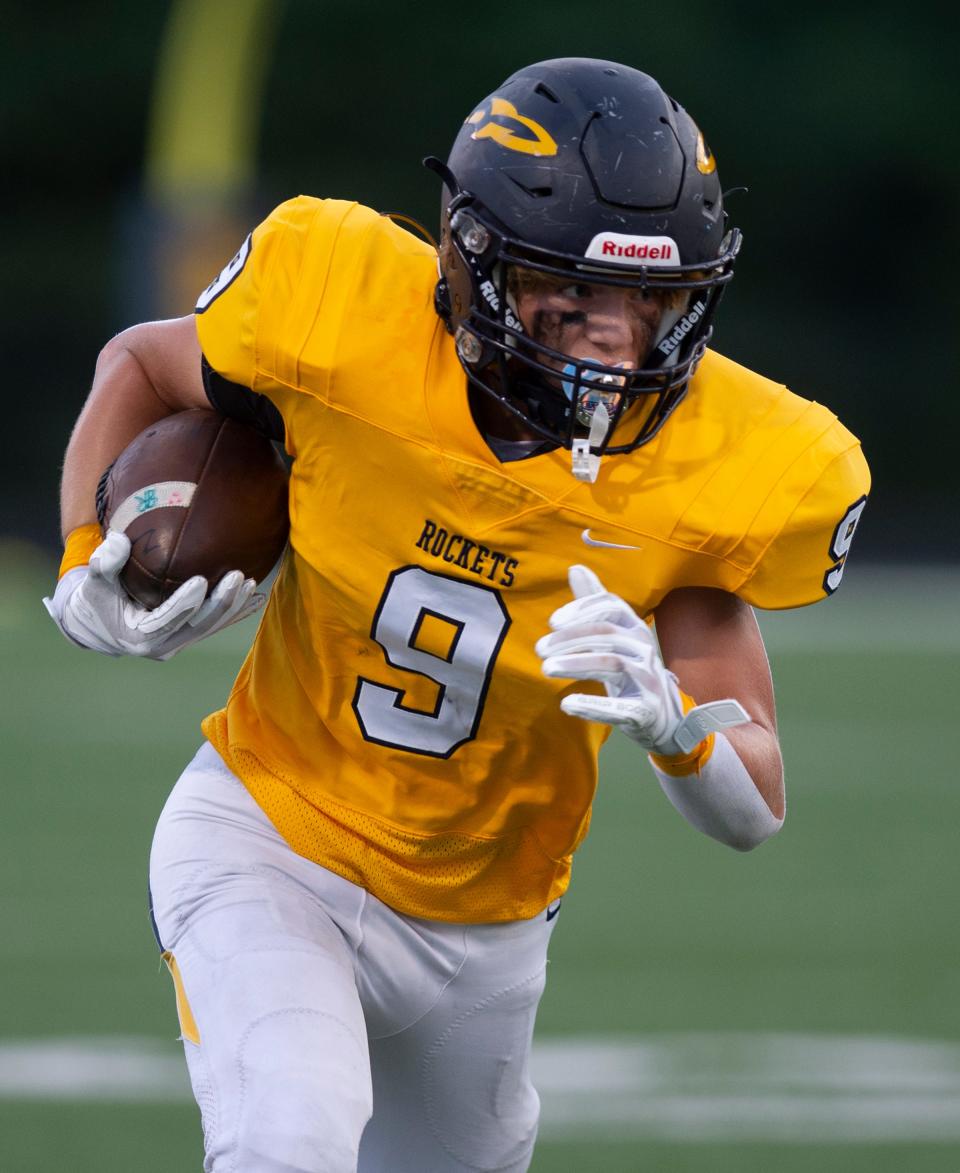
[43, 530, 264, 661]
[537, 564, 750, 755]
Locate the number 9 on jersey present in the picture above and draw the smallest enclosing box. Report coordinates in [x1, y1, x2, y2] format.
[352, 567, 511, 758]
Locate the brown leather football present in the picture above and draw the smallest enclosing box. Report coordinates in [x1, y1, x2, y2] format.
[97, 409, 289, 609]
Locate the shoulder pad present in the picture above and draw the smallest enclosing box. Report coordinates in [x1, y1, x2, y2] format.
[653, 352, 870, 608]
[739, 439, 870, 608]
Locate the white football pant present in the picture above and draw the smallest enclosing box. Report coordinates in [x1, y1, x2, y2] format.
[149, 743, 559, 1173]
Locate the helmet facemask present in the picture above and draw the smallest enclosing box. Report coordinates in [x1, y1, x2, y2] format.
[439, 191, 739, 460]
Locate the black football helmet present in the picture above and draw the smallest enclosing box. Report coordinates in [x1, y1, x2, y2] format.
[427, 58, 741, 460]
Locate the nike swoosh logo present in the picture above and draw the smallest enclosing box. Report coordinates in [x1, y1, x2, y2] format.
[581, 528, 643, 551]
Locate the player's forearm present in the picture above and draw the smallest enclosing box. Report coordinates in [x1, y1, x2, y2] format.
[725, 719, 785, 819]
[60, 333, 179, 539]
[651, 725, 784, 851]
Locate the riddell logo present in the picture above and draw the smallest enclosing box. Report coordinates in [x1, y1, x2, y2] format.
[601, 241, 672, 260]
[479, 279, 522, 331]
[657, 299, 707, 356]
[584, 233, 679, 267]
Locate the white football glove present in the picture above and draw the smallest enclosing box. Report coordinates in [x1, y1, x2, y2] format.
[43, 530, 265, 661]
[536, 564, 750, 755]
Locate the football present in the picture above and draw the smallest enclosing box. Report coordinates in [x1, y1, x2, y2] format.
[97, 409, 290, 609]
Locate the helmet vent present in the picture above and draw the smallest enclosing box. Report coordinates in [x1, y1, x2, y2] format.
[507, 175, 553, 199]
[535, 82, 560, 103]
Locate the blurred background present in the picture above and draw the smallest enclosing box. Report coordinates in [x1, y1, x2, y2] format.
[2, 1, 958, 1170]
[4, 0, 957, 553]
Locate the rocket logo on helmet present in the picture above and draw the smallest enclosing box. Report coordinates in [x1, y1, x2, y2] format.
[466, 97, 558, 157]
[695, 130, 717, 175]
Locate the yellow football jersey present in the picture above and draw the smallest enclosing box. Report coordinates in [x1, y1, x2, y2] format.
[194, 196, 869, 923]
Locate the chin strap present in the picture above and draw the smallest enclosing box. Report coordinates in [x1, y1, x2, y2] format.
[571, 403, 610, 483]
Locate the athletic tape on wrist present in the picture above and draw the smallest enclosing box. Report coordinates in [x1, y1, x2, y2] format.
[648, 690, 714, 776]
[650, 691, 753, 775]
[58, 523, 102, 579]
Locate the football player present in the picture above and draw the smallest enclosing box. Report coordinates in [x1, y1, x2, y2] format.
[45, 58, 868, 1172]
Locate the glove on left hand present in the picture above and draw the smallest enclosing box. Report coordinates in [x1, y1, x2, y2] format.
[536, 564, 750, 755]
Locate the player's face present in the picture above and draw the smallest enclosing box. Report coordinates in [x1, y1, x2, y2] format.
[512, 274, 671, 372]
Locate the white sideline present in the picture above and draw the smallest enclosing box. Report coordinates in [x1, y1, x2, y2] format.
[3, 1033, 960, 1142]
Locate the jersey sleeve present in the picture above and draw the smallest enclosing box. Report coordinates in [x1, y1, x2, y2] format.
[739, 437, 871, 609]
[193, 195, 366, 397]
[194, 198, 299, 388]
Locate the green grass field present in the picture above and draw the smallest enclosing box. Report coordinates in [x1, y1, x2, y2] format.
[2, 544, 958, 1172]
